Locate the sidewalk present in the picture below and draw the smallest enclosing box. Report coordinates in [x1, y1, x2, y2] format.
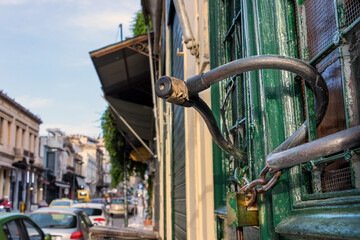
[128, 215, 153, 231]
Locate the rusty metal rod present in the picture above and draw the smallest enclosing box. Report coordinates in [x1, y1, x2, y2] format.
[266, 125, 360, 170]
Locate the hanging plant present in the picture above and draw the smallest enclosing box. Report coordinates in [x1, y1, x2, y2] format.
[101, 107, 148, 187]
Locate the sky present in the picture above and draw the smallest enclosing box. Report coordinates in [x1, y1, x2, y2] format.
[0, 0, 141, 137]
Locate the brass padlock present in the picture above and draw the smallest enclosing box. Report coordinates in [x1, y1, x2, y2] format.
[237, 191, 259, 226]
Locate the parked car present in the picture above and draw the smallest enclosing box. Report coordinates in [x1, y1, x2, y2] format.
[120, 198, 136, 215]
[30, 207, 93, 240]
[109, 198, 125, 217]
[72, 203, 109, 226]
[90, 198, 105, 204]
[49, 198, 75, 208]
[0, 213, 51, 240]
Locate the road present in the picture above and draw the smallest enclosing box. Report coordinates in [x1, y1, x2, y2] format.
[110, 215, 136, 227]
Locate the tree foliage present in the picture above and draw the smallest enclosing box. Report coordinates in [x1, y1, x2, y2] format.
[131, 10, 152, 37]
[101, 107, 148, 187]
[101, 107, 125, 187]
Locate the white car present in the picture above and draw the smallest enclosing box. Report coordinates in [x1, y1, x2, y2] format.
[30, 207, 92, 240]
[72, 203, 109, 226]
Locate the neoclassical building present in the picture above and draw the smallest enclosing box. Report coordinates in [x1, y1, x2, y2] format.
[0, 91, 43, 211]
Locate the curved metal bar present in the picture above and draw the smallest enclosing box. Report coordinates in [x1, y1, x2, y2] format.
[192, 98, 247, 161]
[186, 55, 328, 126]
[155, 55, 329, 169]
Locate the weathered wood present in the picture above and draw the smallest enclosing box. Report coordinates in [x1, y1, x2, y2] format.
[90, 226, 159, 239]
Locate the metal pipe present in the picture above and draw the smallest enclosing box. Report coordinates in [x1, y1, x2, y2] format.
[157, 55, 328, 125]
[192, 98, 247, 161]
[155, 55, 329, 167]
[147, 26, 161, 161]
[173, 0, 198, 56]
[267, 125, 360, 170]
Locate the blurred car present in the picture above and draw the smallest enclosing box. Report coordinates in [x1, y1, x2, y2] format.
[30, 207, 93, 240]
[49, 198, 75, 208]
[0, 213, 51, 240]
[90, 198, 105, 204]
[120, 198, 136, 215]
[109, 198, 125, 217]
[72, 203, 109, 226]
[38, 200, 49, 208]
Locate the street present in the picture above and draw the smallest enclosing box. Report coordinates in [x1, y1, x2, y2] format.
[110, 215, 136, 227]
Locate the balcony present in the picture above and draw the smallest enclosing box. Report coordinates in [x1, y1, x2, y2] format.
[45, 138, 63, 149]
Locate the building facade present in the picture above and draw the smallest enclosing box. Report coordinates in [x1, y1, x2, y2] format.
[40, 129, 85, 203]
[97, 138, 112, 195]
[70, 135, 102, 197]
[0, 91, 43, 211]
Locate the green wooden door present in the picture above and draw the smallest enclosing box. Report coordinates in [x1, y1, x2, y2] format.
[209, 0, 360, 239]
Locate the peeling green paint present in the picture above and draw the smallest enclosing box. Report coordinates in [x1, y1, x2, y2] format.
[297, 0, 305, 6]
[226, 192, 238, 227]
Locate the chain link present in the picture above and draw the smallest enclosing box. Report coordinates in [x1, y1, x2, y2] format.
[238, 166, 282, 207]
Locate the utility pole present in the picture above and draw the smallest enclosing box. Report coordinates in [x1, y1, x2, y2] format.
[119, 24, 123, 41]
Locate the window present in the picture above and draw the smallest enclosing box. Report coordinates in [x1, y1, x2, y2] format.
[21, 129, 25, 148]
[30, 213, 77, 229]
[50, 201, 71, 207]
[23, 219, 43, 240]
[2, 220, 24, 240]
[7, 120, 11, 146]
[296, 0, 359, 196]
[0, 117, 3, 144]
[28, 133, 32, 151]
[79, 212, 92, 229]
[46, 152, 55, 172]
[76, 208, 102, 216]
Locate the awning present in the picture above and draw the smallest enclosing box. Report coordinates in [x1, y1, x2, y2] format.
[106, 96, 154, 141]
[90, 34, 155, 141]
[76, 176, 86, 188]
[55, 182, 70, 188]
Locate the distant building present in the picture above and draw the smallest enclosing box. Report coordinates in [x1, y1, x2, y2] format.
[39, 129, 85, 203]
[70, 135, 103, 197]
[96, 138, 111, 195]
[0, 91, 43, 211]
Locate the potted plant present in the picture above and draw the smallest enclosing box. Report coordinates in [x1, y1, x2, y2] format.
[144, 208, 152, 225]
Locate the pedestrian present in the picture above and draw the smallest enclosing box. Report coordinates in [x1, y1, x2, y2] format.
[1, 196, 12, 212]
[137, 195, 144, 220]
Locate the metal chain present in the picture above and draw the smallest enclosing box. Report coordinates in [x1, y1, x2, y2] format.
[238, 166, 282, 207]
